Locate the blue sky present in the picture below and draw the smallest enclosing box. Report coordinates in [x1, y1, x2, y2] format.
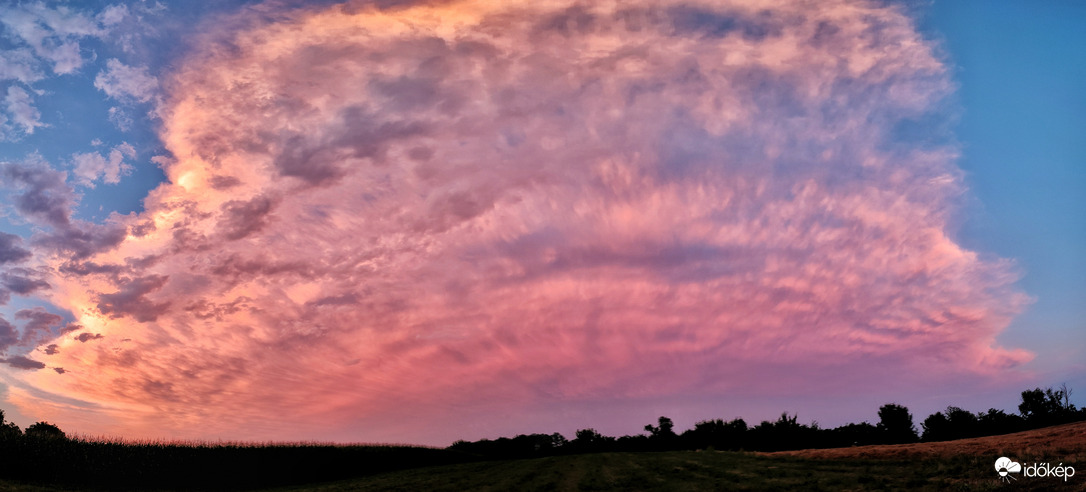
[918, 0, 1086, 392]
[0, 0, 1082, 443]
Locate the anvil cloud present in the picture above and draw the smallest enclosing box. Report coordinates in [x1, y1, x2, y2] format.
[5, 0, 1030, 444]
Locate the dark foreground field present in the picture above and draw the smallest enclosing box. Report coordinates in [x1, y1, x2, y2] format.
[265, 421, 1086, 491]
[2, 451, 1080, 491]
[270, 451, 978, 491]
[1, 422, 1083, 491]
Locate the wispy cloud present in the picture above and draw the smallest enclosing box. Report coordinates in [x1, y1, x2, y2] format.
[4, 86, 45, 135]
[72, 142, 137, 187]
[0, 2, 102, 75]
[0, 2, 101, 139]
[94, 59, 159, 104]
[0, 49, 44, 85]
[8, 0, 1030, 444]
[0, 1, 167, 139]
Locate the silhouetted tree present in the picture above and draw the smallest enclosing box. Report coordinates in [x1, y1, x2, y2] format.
[0, 422, 20, 439]
[1053, 383, 1076, 411]
[0, 409, 21, 439]
[575, 428, 603, 443]
[877, 403, 918, 444]
[644, 416, 676, 439]
[976, 408, 1025, 437]
[511, 434, 557, 454]
[921, 411, 951, 442]
[24, 421, 65, 439]
[448, 432, 570, 458]
[748, 413, 822, 451]
[682, 418, 748, 450]
[643, 416, 678, 450]
[1019, 386, 1079, 427]
[571, 428, 615, 453]
[828, 422, 880, 447]
[1020, 388, 1057, 421]
[944, 406, 979, 439]
[550, 432, 567, 449]
[925, 404, 1033, 442]
[449, 383, 1083, 458]
[616, 434, 651, 451]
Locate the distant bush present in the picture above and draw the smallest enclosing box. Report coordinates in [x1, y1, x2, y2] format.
[825, 422, 880, 447]
[449, 433, 566, 458]
[24, 422, 65, 440]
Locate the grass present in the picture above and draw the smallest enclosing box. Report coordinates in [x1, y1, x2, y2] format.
[266, 451, 1010, 491]
[1, 421, 1084, 491]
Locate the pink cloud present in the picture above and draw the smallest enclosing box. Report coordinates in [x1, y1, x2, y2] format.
[71, 142, 137, 187]
[13, 0, 1030, 444]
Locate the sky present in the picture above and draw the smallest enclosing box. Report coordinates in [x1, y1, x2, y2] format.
[0, 0, 1082, 446]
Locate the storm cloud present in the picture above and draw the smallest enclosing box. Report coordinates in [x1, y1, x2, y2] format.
[13, 0, 1030, 444]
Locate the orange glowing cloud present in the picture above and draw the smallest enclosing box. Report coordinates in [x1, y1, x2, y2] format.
[10, 0, 1029, 444]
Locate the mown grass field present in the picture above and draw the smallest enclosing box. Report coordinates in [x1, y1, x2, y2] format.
[0, 422, 1083, 491]
[272, 449, 1083, 492]
[272, 451, 932, 491]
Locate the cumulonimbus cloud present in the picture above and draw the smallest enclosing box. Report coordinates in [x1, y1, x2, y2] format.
[10, 0, 1030, 444]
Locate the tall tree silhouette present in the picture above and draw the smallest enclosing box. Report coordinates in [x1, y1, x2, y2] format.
[877, 403, 918, 443]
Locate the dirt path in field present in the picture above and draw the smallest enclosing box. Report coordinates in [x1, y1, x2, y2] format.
[767, 420, 1086, 461]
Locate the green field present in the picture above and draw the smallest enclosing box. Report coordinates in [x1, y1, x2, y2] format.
[268, 451, 1078, 492]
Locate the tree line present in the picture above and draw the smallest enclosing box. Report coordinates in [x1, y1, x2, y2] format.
[449, 385, 1086, 457]
[1, 385, 1081, 459]
[0, 412, 65, 440]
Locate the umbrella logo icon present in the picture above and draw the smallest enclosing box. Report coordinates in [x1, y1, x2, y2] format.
[995, 457, 1022, 482]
